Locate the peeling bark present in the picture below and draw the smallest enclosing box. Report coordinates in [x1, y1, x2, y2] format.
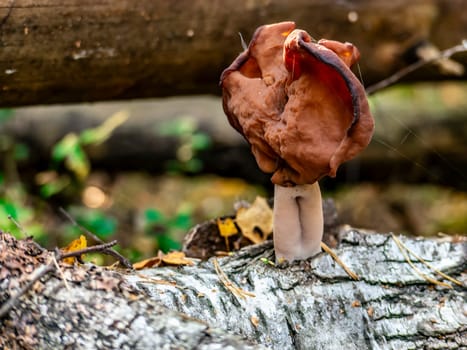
[1, 227, 466, 349]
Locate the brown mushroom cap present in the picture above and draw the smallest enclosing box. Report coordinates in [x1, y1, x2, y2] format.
[221, 22, 374, 186]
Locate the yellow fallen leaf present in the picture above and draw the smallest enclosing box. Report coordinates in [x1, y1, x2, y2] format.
[62, 235, 87, 264]
[235, 196, 273, 244]
[217, 217, 238, 251]
[161, 251, 195, 266]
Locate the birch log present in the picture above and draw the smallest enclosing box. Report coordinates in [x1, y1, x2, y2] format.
[1, 226, 465, 349]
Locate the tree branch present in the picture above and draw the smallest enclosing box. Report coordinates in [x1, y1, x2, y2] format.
[366, 41, 467, 95]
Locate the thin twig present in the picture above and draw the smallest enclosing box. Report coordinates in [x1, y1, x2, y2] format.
[59, 240, 118, 260]
[7, 215, 28, 238]
[391, 234, 458, 289]
[366, 41, 467, 95]
[0, 239, 125, 319]
[321, 242, 359, 281]
[59, 207, 133, 269]
[0, 264, 54, 319]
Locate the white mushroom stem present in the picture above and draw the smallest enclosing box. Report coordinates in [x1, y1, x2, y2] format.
[273, 182, 323, 262]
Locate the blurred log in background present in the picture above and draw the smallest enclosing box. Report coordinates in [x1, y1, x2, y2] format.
[0, 0, 466, 107]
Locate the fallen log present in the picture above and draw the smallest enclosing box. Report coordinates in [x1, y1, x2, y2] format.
[0, 225, 465, 349]
[1, 0, 466, 107]
[3, 95, 466, 189]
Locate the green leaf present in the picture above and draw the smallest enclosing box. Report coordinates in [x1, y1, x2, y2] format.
[156, 234, 182, 253]
[158, 118, 196, 136]
[172, 212, 192, 231]
[78, 211, 117, 238]
[39, 176, 70, 198]
[145, 208, 165, 224]
[64, 144, 90, 180]
[79, 110, 129, 145]
[52, 133, 80, 163]
[0, 198, 18, 220]
[191, 133, 211, 151]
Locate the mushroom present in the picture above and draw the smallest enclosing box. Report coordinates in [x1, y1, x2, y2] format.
[220, 22, 374, 262]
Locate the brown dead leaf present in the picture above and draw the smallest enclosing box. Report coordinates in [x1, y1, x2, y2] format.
[162, 251, 195, 266]
[133, 255, 162, 270]
[133, 251, 195, 270]
[235, 196, 273, 244]
[61, 235, 87, 264]
[351, 300, 361, 307]
[367, 306, 374, 318]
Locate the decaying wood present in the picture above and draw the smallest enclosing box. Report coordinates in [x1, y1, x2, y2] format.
[0, 232, 263, 350]
[1, 0, 466, 107]
[1, 226, 465, 349]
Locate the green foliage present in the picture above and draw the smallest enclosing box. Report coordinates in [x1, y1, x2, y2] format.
[63, 208, 117, 242]
[143, 207, 194, 252]
[39, 175, 70, 198]
[76, 210, 117, 238]
[41, 110, 129, 197]
[52, 133, 90, 181]
[158, 117, 212, 174]
[0, 110, 128, 249]
[0, 189, 47, 243]
[79, 110, 129, 145]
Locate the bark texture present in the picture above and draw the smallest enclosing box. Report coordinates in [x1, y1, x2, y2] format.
[0, 0, 466, 107]
[132, 228, 467, 349]
[0, 232, 263, 350]
[1, 227, 466, 349]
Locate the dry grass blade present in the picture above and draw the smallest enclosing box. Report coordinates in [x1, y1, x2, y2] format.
[391, 234, 461, 288]
[320, 242, 359, 280]
[213, 258, 255, 299]
[136, 273, 180, 288]
[392, 235, 463, 287]
[51, 256, 70, 291]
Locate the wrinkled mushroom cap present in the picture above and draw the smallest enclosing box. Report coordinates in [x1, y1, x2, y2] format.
[221, 22, 374, 186]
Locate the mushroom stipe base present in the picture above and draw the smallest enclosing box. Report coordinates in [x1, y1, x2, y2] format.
[273, 183, 323, 262]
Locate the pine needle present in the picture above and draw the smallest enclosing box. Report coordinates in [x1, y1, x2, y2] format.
[213, 258, 255, 299]
[51, 256, 70, 291]
[391, 234, 460, 288]
[320, 242, 359, 280]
